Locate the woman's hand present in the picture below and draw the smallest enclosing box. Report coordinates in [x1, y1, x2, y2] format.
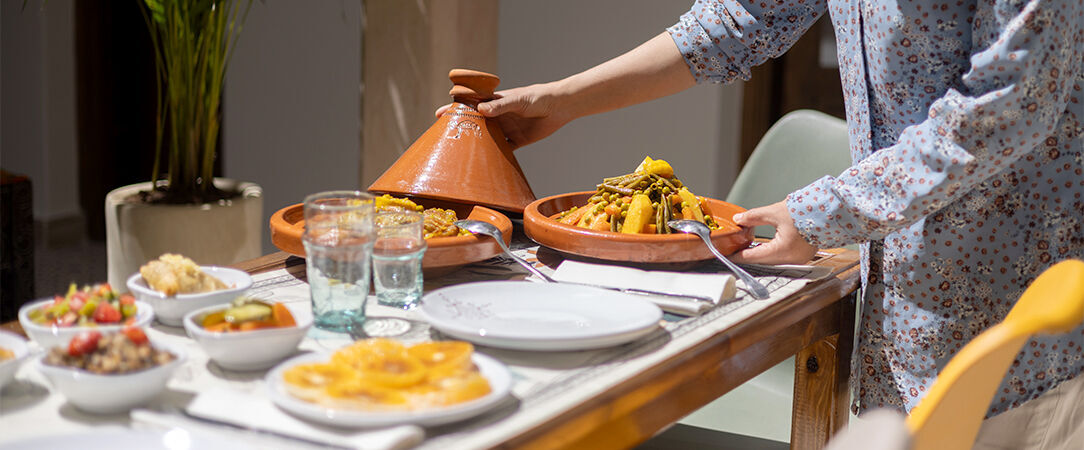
[729, 201, 818, 265]
[435, 82, 573, 149]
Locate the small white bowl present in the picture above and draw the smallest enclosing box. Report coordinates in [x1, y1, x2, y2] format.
[127, 266, 253, 327]
[36, 340, 186, 414]
[18, 299, 155, 350]
[183, 302, 312, 371]
[0, 330, 30, 390]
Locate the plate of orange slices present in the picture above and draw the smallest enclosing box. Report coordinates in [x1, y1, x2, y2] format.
[266, 339, 512, 427]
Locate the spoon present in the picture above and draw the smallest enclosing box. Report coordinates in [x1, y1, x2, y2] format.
[455, 219, 718, 304]
[667, 219, 771, 300]
[455, 220, 557, 282]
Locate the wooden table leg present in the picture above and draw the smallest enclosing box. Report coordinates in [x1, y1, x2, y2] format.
[790, 292, 857, 450]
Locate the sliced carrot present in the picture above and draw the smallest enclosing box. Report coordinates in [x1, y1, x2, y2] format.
[587, 212, 611, 231]
[239, 320, 277, 331]
[699, 200, 714, 219]
[204, 322, 232, 333]
[272, 303, 297, 327]
[604, 203, 621, 217]
[559, 206, 591, 225]
[644, 224, 657, 234]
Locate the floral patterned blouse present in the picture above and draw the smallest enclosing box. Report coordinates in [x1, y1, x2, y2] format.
[669, 0, 1083, 416]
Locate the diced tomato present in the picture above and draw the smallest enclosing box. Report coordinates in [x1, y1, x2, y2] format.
[96, 283, 113, 297]
[57, 312, 79, 327]
[121, 327, 149, 345]
[68, 330, 102, 357]
[118, 293, 136, 306]
[93, 302, 122, 323]
[68, 296, 86, 313]
[53, 295, 65, 306]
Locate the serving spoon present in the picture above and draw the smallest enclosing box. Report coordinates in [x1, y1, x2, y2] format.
[455, 219, 557, 282]
[455, 219, 718, 304]
[667, 219, 771, 300]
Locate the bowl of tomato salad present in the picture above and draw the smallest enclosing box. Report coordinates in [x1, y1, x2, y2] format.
[19, 283, 155, 350]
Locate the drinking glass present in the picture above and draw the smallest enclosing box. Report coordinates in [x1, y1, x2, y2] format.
[302, 191, 374, 332]
[372, 210, 426, 309]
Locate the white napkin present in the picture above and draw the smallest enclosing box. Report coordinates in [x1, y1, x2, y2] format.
[181, 387, 424, 450]
[551, 261, 737, 316]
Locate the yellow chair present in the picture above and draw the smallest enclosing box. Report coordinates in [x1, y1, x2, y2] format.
[827, 259, 1084, 450]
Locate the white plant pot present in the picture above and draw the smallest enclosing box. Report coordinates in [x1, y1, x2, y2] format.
[105, 178, 263, 293]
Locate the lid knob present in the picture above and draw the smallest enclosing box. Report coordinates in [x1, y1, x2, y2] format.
[448, 69, 500, 100]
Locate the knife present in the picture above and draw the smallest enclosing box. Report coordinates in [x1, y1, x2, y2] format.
[558, 281, 719, 305]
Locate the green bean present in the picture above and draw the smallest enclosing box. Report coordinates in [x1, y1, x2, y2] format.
[598, 184, 633, 196]
[619, 174, 648, 188]
[652, 174, 678, 192]
[611, 214, 619, 232]
[603, 173, 640, 184]
[661, 198, 671, 234]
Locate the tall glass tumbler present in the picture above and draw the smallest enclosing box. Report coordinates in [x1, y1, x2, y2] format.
[302, 191, 374, 332]
[372, 210, 426, 309]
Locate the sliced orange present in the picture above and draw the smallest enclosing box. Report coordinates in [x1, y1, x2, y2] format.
[357, 353, 428, 388]
[432, 371, 492, 406]
[325, 379, 408, 406]
[282, 363, 356, 390]
[406, 341, 474, 380]
[331, 338, 408, 367]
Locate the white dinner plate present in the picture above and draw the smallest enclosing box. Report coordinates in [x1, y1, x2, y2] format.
[266, 352, 512, 428]
[418, 281, 663, 351]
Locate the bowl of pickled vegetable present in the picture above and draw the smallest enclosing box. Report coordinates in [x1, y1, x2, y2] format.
[18, 283, 154, 350]
[183, 297, 312, 371]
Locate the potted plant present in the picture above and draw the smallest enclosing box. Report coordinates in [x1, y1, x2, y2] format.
[105, 0, 263, 290]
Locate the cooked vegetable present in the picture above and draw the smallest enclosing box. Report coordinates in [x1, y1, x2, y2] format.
[557, 156, 724, 234]
[200, 296, 296, 333]
[621, 194, 653, 233]
[46, 329, 174, 374]
[28, 283, 137, 327]
[374, 194, 470, 239]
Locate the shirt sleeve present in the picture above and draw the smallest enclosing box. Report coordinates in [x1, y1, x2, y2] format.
[667, 0, 828, 84]
[787, 0, 1083, 248]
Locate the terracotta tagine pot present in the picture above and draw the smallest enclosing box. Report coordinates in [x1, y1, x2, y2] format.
[368, 69, 536, 214]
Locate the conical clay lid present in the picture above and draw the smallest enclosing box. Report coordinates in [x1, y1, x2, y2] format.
[368, 69, 536, 213]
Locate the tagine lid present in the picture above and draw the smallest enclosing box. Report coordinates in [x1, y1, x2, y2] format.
[367, 69, 536, 214]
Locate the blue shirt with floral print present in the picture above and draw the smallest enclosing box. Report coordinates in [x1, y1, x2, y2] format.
[669, 0, 1083, 416]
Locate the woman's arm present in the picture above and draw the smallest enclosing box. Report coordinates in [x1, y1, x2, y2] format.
[437, 32, 695, 149]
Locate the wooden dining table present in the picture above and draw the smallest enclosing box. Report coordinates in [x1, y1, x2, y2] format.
[2, 241, 859, 450]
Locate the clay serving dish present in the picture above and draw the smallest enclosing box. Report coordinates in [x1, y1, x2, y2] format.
[367, 69, 536, 213]
[523, 191, 754, 265]
[270, 198, 512, 277]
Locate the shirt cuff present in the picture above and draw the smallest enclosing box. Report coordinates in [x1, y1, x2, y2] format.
[667, 12, 747, 84]
[786, 176, 857, 249]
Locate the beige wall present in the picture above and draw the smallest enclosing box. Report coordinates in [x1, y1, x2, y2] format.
[497, 0, 743, 199]
[223, 0, 362, 254]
